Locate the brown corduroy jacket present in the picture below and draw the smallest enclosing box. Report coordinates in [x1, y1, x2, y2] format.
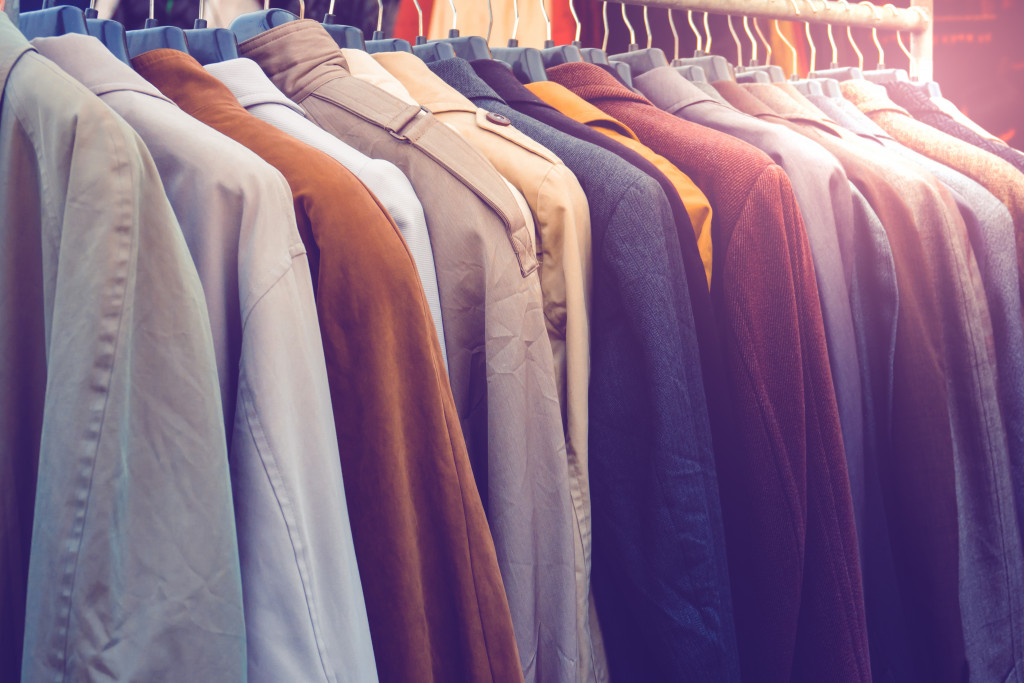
[134, 49, 523, 683]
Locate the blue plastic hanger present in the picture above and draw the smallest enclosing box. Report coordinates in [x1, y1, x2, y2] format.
[580, 47, 607, 64]
[363, 0, 411, 52]
[18, 3, 87, 40]
[538, 0, 582, 68]
[318, 0, 365, 49]
[669, 9, 731, 82]
[125, 0, 189, 58]
[488, 0, 547, 82]
[728, 14, 778, 82]
[184, 0, 237, 64]
[808, 0, 864, 82]
[608, 6, 668, 77]
[229, 0, 299, 44]
[607, 60, 630, 86]
[426, 0, 489, 61]
[38, 0, 129, 62]
[663, 7, 704, 82]
[578, 0, 612, 64]
[399, 0, 455, 60]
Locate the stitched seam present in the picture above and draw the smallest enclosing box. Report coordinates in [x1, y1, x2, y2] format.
[34, 102, 135, 682]
[237, 368, 335, 682]
[940, 189, 1024, 677]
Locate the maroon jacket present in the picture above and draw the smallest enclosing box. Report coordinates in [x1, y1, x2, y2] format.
[547, 63, 870, 683]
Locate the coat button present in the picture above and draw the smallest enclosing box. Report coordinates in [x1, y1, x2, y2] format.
[485, 111, 511, 126]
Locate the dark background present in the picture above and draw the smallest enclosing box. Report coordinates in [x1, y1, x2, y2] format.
[575, 0, 1024, 148]
[17, 0, 1024, 147]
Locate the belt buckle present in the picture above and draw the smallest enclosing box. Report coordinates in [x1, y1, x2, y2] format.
[386, 106, 429, 142]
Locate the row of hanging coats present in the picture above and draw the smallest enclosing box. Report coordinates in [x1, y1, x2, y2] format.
[4, 0, 1024, 681]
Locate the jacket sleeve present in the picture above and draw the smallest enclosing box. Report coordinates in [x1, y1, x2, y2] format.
[7, 53, 247, 682]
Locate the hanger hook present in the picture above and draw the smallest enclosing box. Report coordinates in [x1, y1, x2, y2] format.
[860, 0, 884, 68]
[804, 0, 820, 75]
[825, 1, 838, 67]
[807, 0, 830, 73]
[299, 0, 304, 19]
[410, 0, 424, 38]
[754, 17, 771, 65]
[540, 0, 551, 43]
[622, 4, 636, 46]
[643, 6, 652, 48]
[511, 0, 519, 40]
[886, 4, 912, 71]
[602, 1, 609, 51]
[570, 0, 580, 43]
[703, 11, 711, 53]
[447, 0, 457, 31]
[687, 10, 702, 53]
[486, 0, 493, 42]
[774, 17, 797, 76]
[837, 0, 863, 69]
[376, 0, 384, 31]
[328, 0, 335, 15]
[728, 15, 742, 66]
[742, 16, 755, 64]
[669, 9, 680, 60]
[150, 0, 156, 20]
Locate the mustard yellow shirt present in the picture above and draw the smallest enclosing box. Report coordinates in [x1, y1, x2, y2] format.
[528, 80, 713, 287]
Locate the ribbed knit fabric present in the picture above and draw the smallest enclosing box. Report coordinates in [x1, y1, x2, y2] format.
[432, 56, 742, 683]
[884, 81, 1024, 174]
[548, 62, 870, 683]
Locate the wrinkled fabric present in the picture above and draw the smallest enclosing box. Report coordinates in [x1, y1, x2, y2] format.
[135, 47, 523, 683]
[33, 35, 379, 683]
[527, 79, 714, 287]
[436, 56, 741, 683]
[478, 67, 732, 529]
[237, 20, 570, 683]
[204, 56, 448, 366]
[0, 16, 246, 682]
[549, 62, 869, 683]
[369, 50, 590, 683]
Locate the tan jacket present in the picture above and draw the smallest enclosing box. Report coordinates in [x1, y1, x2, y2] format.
[0, 16, 245, 681]
[238, 19, 576, 683]
[368, 49, 595, 683]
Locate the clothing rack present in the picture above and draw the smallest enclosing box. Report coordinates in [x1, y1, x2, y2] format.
[593, 0, 934, 81]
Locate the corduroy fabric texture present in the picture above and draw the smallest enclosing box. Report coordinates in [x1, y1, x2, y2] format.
[134, 49, 524, 683]
[549, 62, 869, 683]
